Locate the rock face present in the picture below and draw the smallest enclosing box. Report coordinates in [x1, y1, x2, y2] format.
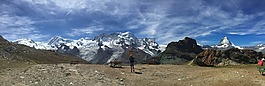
[0, 35, 9, 45]
[159, 37, 203, 64]
[165, 37, 203, 54]
[194, 48, 263, 66]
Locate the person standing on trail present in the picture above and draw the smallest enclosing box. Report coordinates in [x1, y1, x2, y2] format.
[129, 54, 135, 72]
[258, 58, 265, 66]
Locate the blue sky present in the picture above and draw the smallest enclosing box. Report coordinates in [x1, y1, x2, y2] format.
[1, 0, 265, 46]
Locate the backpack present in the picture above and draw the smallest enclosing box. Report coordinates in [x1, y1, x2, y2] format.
[258, 60, 264, 66]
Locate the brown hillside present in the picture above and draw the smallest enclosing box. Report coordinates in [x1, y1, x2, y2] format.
[0, 35, 88, 68]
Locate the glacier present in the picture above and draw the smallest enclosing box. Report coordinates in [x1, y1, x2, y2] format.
[13, 32, 164, 64]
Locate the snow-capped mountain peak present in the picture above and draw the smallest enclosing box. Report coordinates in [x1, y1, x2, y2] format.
[13, 38, 51, 50]
[47, 36, 73, 45]
[119, 32, 136, 38]
[14, 32, 162, 64]
[209, 36, 242, 49]
[14, 38, 35, 44]
[220, 36, 232, 46]
[257, 44, 265, 47]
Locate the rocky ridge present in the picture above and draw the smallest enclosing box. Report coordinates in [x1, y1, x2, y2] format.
[193, 48, 263, 66]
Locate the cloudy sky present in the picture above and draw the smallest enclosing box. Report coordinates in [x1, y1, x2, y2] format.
[1, 0, 265, 46]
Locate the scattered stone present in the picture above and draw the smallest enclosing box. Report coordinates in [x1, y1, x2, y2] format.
[241, 75, 244, 78]
[69, 69, 77, 72]
[119, 82, 124, 85]
[70, 82, 73, 85]
[65, 73, 71, 76]
[120, 78, 124, 81]
[19, 76, 25, 79]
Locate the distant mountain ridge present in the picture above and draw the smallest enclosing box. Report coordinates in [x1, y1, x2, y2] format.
[0, 35, 87, 68]
[202, 36, 242, 50]
[14, 32, 163, 64]
[200, 36, 265, 53]
[243, 44, 265, 54]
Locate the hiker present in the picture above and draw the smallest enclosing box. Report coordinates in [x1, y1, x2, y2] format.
[258, 58, 265, 66]
[129, 54, 135, 72]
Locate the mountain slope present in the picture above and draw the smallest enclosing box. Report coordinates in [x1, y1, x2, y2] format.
[0, 35, 88, 68]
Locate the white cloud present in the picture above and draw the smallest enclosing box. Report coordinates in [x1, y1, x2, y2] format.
[3, 0, 265, 45]
[0, 15, 34, 27]
[198, 40, 212, 44]
[127, 0, 265, 44]
[0, 14, 48, 41]
[21, 0, 137, 17]
[67, 26, 104, 37]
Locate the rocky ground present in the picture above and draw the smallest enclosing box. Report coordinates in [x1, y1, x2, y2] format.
[1, 64, 265, 86]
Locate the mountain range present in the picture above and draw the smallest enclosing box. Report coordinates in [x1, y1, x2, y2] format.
[0, 35, 87, 68]
[202, 36, 265, 53]
[14, 32, 162, 64]
[13, 32, 265, 64]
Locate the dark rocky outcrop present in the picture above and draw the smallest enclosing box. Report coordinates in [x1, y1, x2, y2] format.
[56, 44, 80, 57]
[164, 37, 203, 54]
[0, 35, 9, 45]
[193, 48, 263, 66]
[159, 37, 203, 64]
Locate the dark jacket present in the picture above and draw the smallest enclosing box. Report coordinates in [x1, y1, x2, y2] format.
[129, 56, 135, 63]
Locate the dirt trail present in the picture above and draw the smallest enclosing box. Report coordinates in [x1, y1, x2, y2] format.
[0, 64, 265, 86]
